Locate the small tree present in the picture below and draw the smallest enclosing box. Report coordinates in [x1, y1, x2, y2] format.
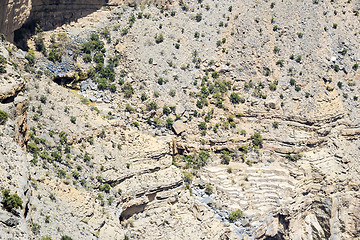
[2, 189, 23, 211]
[251, 132, 263, 148]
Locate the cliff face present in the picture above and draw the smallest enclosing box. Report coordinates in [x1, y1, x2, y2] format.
[0, 0, 31, 41]
[0, 0, 107, 47]
[1, 0, 174, 46]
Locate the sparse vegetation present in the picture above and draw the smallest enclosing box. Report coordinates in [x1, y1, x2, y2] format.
[1, 189, 23, 211]
[251, 132, 263, 148]
[229, 209, 243, 222]
[0, 110, 8, 125]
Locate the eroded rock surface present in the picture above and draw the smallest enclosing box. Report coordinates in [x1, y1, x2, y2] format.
[0, 0, 360, 239]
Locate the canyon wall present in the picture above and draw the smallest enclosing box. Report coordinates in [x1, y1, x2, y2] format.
[0, 0, 175, 44]
[0, 0, 31, 41]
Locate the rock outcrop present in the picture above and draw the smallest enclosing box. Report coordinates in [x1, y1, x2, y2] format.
[1, 0, 175, 46]
[0, 0, 31, 41]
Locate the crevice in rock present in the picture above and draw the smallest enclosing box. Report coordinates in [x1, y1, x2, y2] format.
[135, 180, 183, 198]
[0, 86, 23, 103]
[103, 166, 163, 186]
[120, 203, 147, 221]
[1, 95, 16, 104]
[53, 76, 75, 86]
[23, 198, 30, 218]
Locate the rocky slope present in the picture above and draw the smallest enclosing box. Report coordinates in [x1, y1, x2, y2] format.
[0, 0, 360, 239]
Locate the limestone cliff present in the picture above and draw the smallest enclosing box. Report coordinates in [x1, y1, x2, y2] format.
[0, 0, 31, 41]
[0, 0, 174, 46]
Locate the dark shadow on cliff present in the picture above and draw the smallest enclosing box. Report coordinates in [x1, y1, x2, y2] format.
[14, 0, 109, 50]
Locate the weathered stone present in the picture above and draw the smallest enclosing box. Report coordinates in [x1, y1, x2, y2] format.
[172, 120, 186, 135]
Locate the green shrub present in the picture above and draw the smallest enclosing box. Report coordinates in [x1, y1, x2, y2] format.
[70, 116, 76, 124]
[59, 131, 67, 144]
[48, 47, 62, 62]
[61, 236, 73, 240]
[40, 95, 47, 104]
[195, 13, 202, 22]
[0, 65, 6, 74]
[147, 101, 158, 111]
[41, 235, 53, 240]
[251, 132, 263, 147]
[84, 152, 91, 162]
[141, 93, 148, 101]
[221, 150, 230, 165]
[290, 78, 296, 86]
[169, 89, 176, 97]
[110, 84, 116, 93]
[58, 169, 66, 178]
[197, 151, 210, 167]
[34, 36, 46, 54]
[1, 189, 23, 211]
[32, 223, 41, 234]
[155, 33, 164, 43]
[83, 54, 92, 63]
[198, 122, 207, 130]
[229, 209, 243, 222]
[99, 183, 110, 193]
[81, 42, 92, 54]
[276, 60, 284, 67]
[27, 142, 40, 154]
[157, 77, 164, 85]
[125, 104, 134, 113]
[183, 171, 193, 183]
[166, 118, 173, 129]
[285, 153, 302, 161]
[353, 63, 359, 71]
[163, 106, 171, 115]
[93, 52, 104, 64]
[337, 81, 343, 89]
[205, 184, 213, 195]
[51, 151, 62, 162]
[273, 46, 280, 54]
[0, 110, 8, 125]
[25, 50, 35, 65]
[122, 82, 134, 98]
[269, 80, 278, 91]
[0, 55, 6, 64]
[230, 92, 242, 104]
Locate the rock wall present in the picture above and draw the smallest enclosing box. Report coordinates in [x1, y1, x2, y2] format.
[0, 0, 31, 41]
[0, 0, 175, 45]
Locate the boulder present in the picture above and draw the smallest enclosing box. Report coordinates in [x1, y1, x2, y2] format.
[172, 120, 186, 135]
